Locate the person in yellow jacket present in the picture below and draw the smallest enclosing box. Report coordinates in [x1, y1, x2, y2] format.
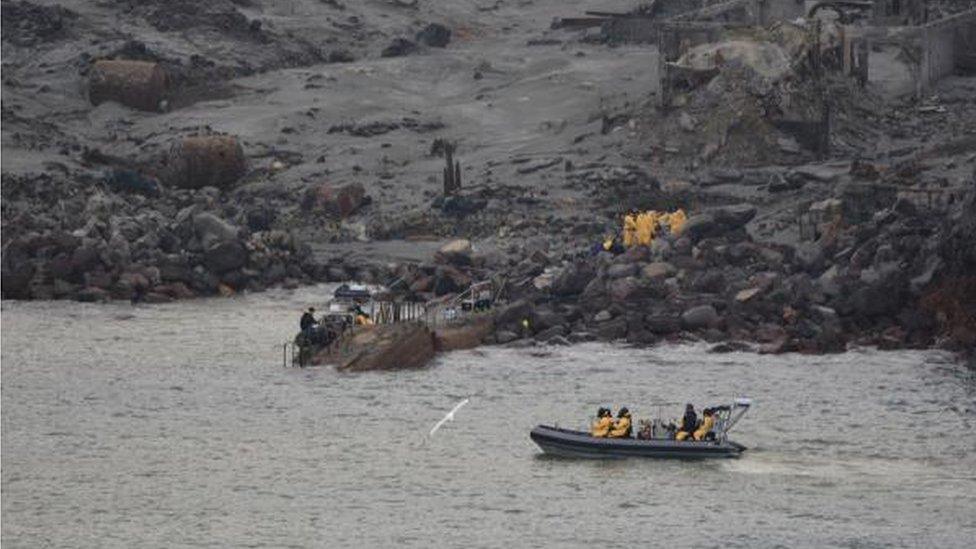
[657, 212, 670, 235]
[693, 408, 715, 441]
[635, 211, 655, 246]
[608, 407, 632, 438]
[590, 407, 613, 437]
[622, 211, 638, 248]
[355, 314, 373, 326]
[669, 208, 687, 236]
[352, 304, 374, 326]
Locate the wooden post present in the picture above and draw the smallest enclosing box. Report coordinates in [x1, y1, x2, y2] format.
[819, 101, 831, 160]
[443, 142, 459, 196]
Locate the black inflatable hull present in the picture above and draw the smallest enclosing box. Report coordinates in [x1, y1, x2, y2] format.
[530, 425, 746, 459]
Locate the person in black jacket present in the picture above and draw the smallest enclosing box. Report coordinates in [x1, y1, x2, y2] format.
[675, 403, 699, 441]
[300, 307, 317, 332]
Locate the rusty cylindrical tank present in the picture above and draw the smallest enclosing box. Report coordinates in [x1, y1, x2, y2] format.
[164, 135, 247, 190]
[88, 59, 167, 112]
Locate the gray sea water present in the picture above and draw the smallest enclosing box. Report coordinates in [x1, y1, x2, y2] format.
[2, 286, 975, 548]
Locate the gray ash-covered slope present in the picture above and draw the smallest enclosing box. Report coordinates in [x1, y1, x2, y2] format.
[2, 0, 974, 354]
[0, 0, 658, 303]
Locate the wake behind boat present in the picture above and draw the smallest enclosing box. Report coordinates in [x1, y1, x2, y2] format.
[531, 398, 752, 459]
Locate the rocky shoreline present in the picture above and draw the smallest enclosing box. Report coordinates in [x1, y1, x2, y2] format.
[2, 0, 974, 356]
[486, 191, 976, 355]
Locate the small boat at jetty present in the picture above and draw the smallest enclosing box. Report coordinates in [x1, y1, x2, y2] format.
[332, 283, 375, 301]
[530, 398, 752, 459]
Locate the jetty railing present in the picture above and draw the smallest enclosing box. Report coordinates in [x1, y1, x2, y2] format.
[283, 276, 505, 367]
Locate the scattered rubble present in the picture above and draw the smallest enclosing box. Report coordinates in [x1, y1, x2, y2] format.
[2, 0, 974, 358]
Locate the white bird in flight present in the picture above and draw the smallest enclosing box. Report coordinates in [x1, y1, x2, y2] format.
[428, 398, 470, 437]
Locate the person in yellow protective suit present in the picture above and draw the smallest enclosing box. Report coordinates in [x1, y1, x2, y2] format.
[590, 407, 613, 437]
[634, 211, 647, 246]
[352, 304, 374, 326]
[693, 408, 715, 441]
[668, 209, 687, 236]
[636, 211, 656, 246]
[657, 212, 670, 234]
[608, 407, 633, 438]
[355, 314, 373, 326]
[622, 211, 638, 248]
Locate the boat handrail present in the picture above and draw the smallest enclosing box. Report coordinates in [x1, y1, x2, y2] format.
[722, 398, 752, 435]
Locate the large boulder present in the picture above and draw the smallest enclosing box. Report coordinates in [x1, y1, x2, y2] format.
[70, 242, 103, 274]
[437, 195, 487, 216]
[609, 277, 642, 302]
[607, 263, 638, 279]
[435, 317, 493, 351]
[794, 241, 825, 273]
[432, 265, 471, 296]
[550, 262, 595, 296]
[204, 241, 248, 273]
[534, 324, 570, 342]
[1, 237, 40, 299]
[681, 304, 720, 329]
[381, 38, 418, 57]
[645, 314, 681, 334]
[532, 309, 568, 332]
[303, 183, 367, 218]
[75, 286, 111, 303]
[594, 317, 628, 340]
[849, 278, 907, 318]
[681, 213, 719, 242]
[102, 232, 131, 268]
[713, 204, 757, 228]
[1, 257, 34, 299]
[337, 324, 436, 371]
[193, 212, 240, 247]
[495, 299, 535, 329]
[434, 239, 472, 266]
[642, 261, 675, 280]
[495, 330, 519, 344]
[690, 271, 726, 294]
[682, 205, 757, 241]
[416, 23, 451, 47]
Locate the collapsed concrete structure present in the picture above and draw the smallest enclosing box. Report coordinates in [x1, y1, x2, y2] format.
[556, 0, 974, 166]
[565, 0, 975, 100]
[852, 8, 976, 95]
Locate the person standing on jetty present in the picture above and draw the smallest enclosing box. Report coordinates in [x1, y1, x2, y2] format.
[300, 307, 317, 334]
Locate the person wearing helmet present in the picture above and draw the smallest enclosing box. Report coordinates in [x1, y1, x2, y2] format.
[590, 407, 613, 437]
[693, 408, 715, 441]
[669, 209, 687, 235]
[675, 403, 699, 441]
[622, 211, 638, 248]
[608, 407, 632, 438]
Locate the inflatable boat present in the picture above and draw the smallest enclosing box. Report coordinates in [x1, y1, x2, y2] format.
[530, 398, 752, 459]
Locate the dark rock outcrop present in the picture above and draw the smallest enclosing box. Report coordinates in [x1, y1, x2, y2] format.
[416, 23, 451, 48]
